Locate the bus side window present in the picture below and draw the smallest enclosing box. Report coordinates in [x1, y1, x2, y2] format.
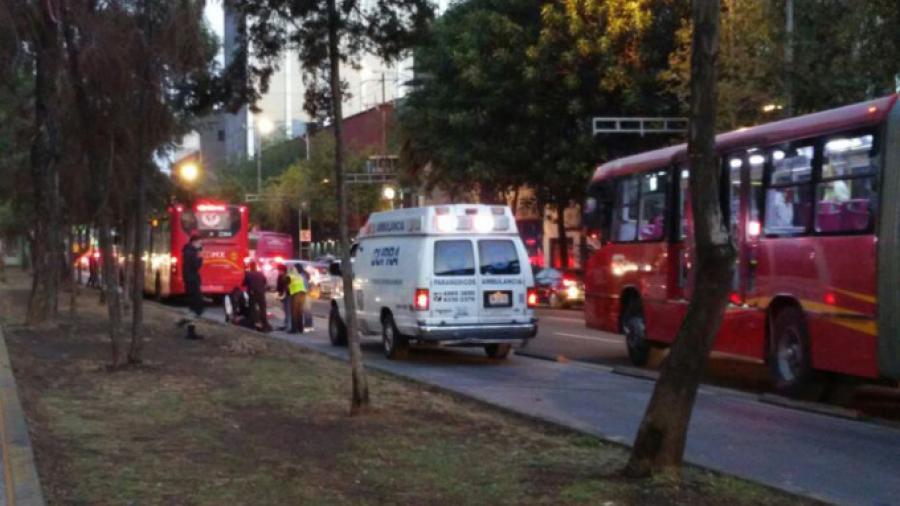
[611, 176, 639, 242]
[677, 167, 690, 240]
[638, 170, 668, 242]
[584, 181, 613, 248]
[815, 132, 878, 234]
[764, 144, 814, 236]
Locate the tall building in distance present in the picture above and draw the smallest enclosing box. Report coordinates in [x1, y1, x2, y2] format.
[184, 1, 430, 175]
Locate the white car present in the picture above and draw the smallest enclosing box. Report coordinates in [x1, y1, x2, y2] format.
[328, 204, 538, 359]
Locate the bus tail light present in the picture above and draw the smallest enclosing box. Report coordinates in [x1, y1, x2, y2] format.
[527, 287, 538, 308]
[414, 288, 429, 311]
[729, 292, 742, 306]
[824, 292, 836, 305]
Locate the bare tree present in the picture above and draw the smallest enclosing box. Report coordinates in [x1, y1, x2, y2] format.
[625, 0, 736, 476]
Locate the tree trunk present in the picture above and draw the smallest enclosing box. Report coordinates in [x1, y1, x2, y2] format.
[26, 0, 63, 326]
[555, 201, 569, 269]
[122, 215, 133, 313]
[625, 0, 735, 477]
[98, 210, 124, 367]
[68, 226, 78, 317]
[327, 0, 370, 414]
[129, 160, 147, 363]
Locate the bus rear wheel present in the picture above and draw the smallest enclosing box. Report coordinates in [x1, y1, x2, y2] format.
[622, 299, 650, 367]
[769, 307, 820, 399]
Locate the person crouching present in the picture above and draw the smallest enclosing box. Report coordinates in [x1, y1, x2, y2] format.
[243, 261, 272, 332]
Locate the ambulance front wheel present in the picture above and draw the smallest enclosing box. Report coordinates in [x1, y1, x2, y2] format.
[329, 305, 347, 346]
[382, 313, 408, 359]
[484, 343, 511, 359]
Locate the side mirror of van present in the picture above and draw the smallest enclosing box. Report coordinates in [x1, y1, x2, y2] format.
[328, 262, 341, 276]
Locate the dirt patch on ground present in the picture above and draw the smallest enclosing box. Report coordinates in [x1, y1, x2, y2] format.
[0, 270, 817, 505]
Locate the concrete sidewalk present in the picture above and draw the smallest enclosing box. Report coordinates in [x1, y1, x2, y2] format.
[0, 326, 45, 506]
[201, 306, 899, 506]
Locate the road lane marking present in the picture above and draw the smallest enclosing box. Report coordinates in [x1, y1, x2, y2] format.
[553, 331, 625, 346]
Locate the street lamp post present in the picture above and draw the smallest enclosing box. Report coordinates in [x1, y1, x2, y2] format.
[299, 201, 309, 259]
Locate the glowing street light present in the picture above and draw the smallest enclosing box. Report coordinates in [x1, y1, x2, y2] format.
[382, 186, 396, 200]
[178, 161, 200, 183]
[257, 116, 275, 135]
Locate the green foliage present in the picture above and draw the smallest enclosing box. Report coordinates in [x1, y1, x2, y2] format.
[401, 0, 686, 208]
[256, 136, 381, 233]
[663, 0, 900, 130]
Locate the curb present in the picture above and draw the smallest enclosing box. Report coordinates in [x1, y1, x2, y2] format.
[0, 326, 45, 506]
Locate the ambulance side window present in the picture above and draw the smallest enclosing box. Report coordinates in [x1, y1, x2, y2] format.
[434, 240, 475, 276]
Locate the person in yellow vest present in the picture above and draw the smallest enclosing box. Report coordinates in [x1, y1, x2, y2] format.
[288, 265, 307, 334]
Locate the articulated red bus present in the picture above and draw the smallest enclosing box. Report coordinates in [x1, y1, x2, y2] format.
[144, 201, 250, 298]
[584, 95, 900, 395]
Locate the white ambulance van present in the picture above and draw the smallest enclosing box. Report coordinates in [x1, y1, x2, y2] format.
[328, 204, 538, 359]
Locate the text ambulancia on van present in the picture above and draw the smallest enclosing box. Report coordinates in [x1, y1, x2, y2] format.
[328, 204, 538, 359]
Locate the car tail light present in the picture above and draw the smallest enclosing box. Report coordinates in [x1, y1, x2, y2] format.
[562, 278, 576, 287]
[729, 292, 742, 305]
[527, 287, 538, 308]
[414, 288, 429, 311]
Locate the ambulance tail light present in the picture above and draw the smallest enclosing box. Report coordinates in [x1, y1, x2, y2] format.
[527, 287, 538, 308]
[414, 288, 430, 311]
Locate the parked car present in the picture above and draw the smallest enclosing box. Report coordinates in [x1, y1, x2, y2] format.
[534, 268, 584, 308]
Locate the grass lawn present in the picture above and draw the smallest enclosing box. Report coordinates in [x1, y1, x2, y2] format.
[0, 273, 816, 505]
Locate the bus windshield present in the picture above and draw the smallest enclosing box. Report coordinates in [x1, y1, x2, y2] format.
[180, 207, 242, 239]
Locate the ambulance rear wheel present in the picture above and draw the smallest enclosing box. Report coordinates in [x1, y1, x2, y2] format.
[382, 313, 408, 360]
[329, 305, 347, 346]
[622, 299, 650, 367]
[484, 343, 511, 359]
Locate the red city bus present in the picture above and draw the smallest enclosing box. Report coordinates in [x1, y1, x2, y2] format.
[249, 231, 293, 267]
[584, 95, 900, 395]
[144, 201, 250, 298]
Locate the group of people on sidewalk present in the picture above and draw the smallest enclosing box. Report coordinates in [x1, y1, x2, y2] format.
[178, 231, 314, 339]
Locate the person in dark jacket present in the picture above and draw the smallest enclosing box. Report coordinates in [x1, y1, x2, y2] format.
[243, 261, 271, 332]
[275, 263, 293, 332]
[180, 233, 204, 339]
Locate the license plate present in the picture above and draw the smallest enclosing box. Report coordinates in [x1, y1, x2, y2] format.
[485, 291, 511, 308]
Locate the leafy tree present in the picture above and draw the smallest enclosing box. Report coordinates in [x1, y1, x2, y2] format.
[399, 0, 541, 201]
[258, 136, 381, 237]
[57, 0, 218, 366]
[402, 0, 686, 266]
[662, 0, 781, 129]
[663, 0, 900, 130]
[626, 0, 736, 477]
[229, 0, 433, 413]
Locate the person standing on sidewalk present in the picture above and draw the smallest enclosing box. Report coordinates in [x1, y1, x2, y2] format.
[288, 264, 307, 334]
[243, 261, 272, 332]
[299, 264, 314, 331]
[181, 233, 204, 340]
[275, 263, 293, 332]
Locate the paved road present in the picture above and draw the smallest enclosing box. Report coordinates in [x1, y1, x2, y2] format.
[198, 299, 900, 506]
